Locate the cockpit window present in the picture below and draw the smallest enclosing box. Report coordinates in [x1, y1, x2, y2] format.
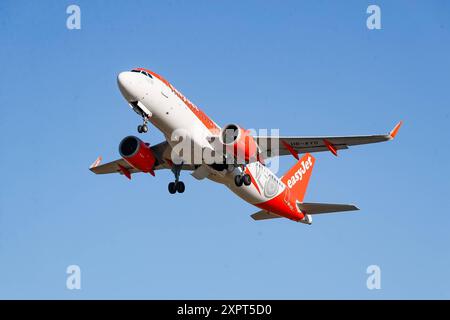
[131, 69, 153, 79]
[143, 71, 153, 79]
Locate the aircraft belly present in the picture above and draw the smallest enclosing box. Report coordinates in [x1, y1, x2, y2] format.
[229, 183, 268, 205]
[207, 170, 273, 205]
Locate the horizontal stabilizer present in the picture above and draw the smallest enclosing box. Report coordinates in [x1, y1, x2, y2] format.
[296, 202, 359, 215]
[251, 210, 282, 221]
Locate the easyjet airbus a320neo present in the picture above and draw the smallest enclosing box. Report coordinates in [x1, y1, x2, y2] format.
[90, 68, 402, 224]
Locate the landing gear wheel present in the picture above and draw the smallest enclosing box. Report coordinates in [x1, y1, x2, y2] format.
[176, 181, 185, 193]
[234, 175, 243, 187]
[137, 124, 148, 133]
[243, 174, 252, 186]
[169, 163, 184, 194]
[168, 182, 177, 194]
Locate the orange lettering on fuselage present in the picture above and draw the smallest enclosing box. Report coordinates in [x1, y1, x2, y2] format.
[136, 68, 219, 134]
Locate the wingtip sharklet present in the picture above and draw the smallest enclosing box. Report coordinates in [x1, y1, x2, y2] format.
[389, 121, 403, 139]
[89, 156, 102, 170]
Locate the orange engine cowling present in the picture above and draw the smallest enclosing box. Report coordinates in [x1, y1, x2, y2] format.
[219, 124, 258, 163]
[119, 136, 156, 174]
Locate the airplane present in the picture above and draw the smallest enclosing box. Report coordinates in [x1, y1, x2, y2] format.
[90, 67, 402, 224]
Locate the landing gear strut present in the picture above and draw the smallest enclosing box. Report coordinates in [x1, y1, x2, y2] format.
[137, 115, 149, 133]
[168, 163, 185, 194]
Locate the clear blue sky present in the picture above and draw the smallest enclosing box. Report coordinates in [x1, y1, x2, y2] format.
[0, 0, 449, 299]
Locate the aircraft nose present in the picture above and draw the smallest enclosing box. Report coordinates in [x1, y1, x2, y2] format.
[117, 71, 141, 102]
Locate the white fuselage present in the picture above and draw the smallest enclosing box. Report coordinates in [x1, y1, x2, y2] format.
[117, 70, 286, 206]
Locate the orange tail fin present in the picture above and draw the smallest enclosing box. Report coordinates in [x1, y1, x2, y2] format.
[281, 153, 315, 203]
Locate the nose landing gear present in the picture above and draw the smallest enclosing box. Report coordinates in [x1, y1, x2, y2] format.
[130, 101, 151, 134]
[137, 124, 148, 133]
[137, 116, 149, 133]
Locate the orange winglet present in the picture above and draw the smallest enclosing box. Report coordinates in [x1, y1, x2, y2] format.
[118, 164, 131, 180]
[389, 121, 403, 139]
[323, 139, 338, 157]
[90, 156, 102, 169]
[281, 140, 299, 160]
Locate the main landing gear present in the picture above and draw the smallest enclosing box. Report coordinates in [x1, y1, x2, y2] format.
[168, 181, 185, 194]
[168, 163, 185, 194]
[234, 173, 251, 187]
[234, 165, 252, 187]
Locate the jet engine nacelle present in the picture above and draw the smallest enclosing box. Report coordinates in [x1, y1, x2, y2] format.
[119, 136, 156, 174]
[219, 124, 258, 163]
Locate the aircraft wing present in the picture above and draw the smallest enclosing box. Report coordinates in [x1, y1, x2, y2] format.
[89, 158, 140, 175]
[255, 121, 402, 158]
[89, 158, 195, 175]
[89, 140, 195, 178]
